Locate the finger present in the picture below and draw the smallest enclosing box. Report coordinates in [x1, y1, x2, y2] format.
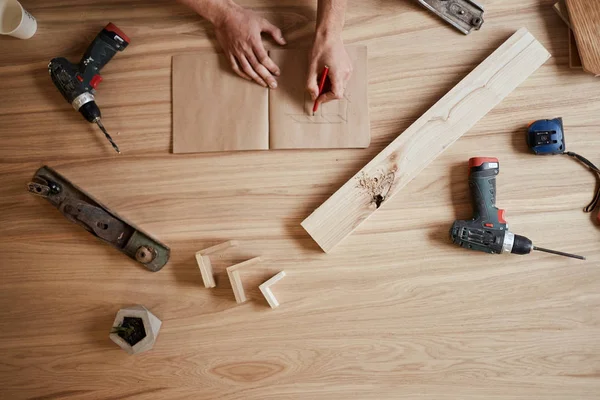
[316, 75, 345, 106]
[229, 54, 252, 81]
[305, 66, 320, 101]
[237, 54, 268, 87]
[261, 20, 286, 45]
[247, 51, 278, 88]
[253, 44, 280, 76]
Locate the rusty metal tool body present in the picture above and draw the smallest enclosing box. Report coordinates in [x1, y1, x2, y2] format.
[28, 166, 169, 272]
[418, 0, 484, 34]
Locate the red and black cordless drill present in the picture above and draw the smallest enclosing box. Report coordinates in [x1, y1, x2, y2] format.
[450, 157, 586, 260]
[48, 23, 130, 153]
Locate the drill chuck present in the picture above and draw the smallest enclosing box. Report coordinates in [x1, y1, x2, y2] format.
[510, 233, 533, 255]
[500, 230, 535, 255]
[71, 92, 95, 112]
[77, 98, 102, 123]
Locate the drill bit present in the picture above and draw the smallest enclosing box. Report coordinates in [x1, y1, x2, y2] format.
[533, 246, 586, 260]
[95, 118, 121, 154]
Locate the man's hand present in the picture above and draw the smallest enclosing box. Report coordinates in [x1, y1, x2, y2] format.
[306, 0, 350, 108]
[306, 34, 352, 107]
[214, 5, 286, 88]
[177, 0, 286, 88]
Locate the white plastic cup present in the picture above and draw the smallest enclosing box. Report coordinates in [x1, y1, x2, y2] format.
[0, 0, 37, 39]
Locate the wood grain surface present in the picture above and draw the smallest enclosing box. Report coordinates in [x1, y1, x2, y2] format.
[1, 1, 600, 399]
[302, 28, 550, 252]
[565, 0, 600, 75]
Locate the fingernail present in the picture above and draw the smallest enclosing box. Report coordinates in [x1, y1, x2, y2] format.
[269, 81, 277, 89]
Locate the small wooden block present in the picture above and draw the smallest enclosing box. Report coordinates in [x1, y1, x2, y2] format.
[201, 240, 238, 256]
[226, 257, 261, 304]
[259, 271, 286, 309]
[195, 240, 238, 288]
[195, 254, 215, 288]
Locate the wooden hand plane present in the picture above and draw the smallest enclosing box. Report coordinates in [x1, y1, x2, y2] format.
[28, 166, 170, 272]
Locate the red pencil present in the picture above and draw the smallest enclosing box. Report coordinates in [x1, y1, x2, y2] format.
[312, 65, 330, 115]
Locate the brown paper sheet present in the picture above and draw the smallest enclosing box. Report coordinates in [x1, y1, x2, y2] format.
[172, 46, 370, 153]
[172, 54, 269, 153]
[268, 46, 370, 149]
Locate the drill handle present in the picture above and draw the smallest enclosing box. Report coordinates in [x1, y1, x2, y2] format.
[468, 157, 507, 228]
[78, 23, 130, 88]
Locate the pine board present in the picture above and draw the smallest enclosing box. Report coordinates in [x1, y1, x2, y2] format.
[301, 28, 551, 253]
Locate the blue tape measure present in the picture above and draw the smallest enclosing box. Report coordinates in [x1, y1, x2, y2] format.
[527, 118, 600, 213]
[527, 118, 565, 155]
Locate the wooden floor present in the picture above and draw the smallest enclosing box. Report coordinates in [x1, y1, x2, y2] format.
[1, 1, 599, 399]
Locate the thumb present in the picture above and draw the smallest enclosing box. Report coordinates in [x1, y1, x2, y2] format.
[306, 69, 320, 101]
[262, 20, 286, 45]
[315, 91, 336, 108]
[316, 79, 344, 106]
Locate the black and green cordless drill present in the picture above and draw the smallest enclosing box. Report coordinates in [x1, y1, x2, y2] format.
[450, 157, 585, 260]
[48, 23, 130, 153]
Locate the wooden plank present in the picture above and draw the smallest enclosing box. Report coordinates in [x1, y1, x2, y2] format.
[195, 255, 216, 288]
[200, 240, 238, 256]
[259, 271, 287, 308]
[226, 257, 261, 304]
[226, 256, 261, 272]
[227, 267, 247, 304]
[566, 0, 600, 75]
[301, 28, 551, 253]
[195, 241, 238, 288]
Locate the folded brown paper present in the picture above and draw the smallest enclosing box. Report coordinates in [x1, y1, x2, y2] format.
[172, 46, 369, 153]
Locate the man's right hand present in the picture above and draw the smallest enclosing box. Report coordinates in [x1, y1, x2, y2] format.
[213, 4, 286, 88]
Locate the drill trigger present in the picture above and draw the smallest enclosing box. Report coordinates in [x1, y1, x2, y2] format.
[90, 74, 103, 89]
[498, 209, 507, 224]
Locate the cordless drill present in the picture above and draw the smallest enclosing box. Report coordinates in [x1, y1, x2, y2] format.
[450, 157, 585, 260]
[48, 23, 130, 153]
